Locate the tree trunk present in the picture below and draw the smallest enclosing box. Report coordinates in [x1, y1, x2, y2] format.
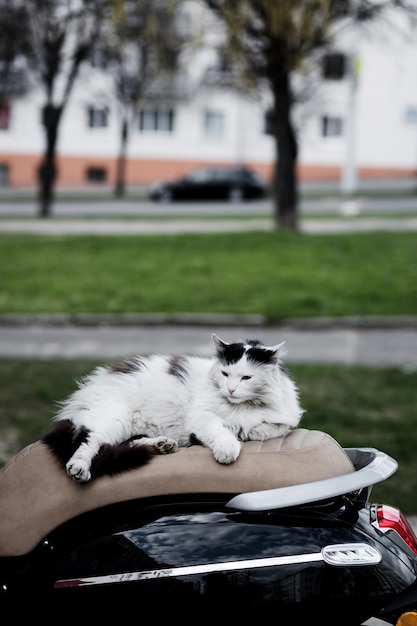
[115, 118, 128, 197]
[271, 73, 299, 231]
[38, 104, 62, 218]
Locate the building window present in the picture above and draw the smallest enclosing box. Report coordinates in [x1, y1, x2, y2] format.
[205, 48, 234, 83]
[89, 45, 109, 70]
[321, 115, 343, 137]
[204, 110, 224, 137]
[322, 52, 346, 80]
[86, 167, 107, 183]
[51, 0, 68, 16]
[404, 106, 417, 125]
[0, 102, 10, 130]
[87, 106, 109, 128]
[138, 107, 175, 133]
[0, 163, 9, 186]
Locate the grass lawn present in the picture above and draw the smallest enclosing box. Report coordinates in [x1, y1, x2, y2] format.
[1, 230, 417, 319]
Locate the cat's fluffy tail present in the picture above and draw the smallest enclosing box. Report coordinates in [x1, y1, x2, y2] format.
[42, 420, 155, 481]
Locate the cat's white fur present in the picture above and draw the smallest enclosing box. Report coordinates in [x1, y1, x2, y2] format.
[50, 334, 304, 482]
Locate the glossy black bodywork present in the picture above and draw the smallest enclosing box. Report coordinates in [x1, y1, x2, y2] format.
[1, 492, 416, 624]
[148, 165, 268, 201]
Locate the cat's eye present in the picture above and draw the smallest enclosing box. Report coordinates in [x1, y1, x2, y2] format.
[241, 375, 252, 381]
[221, 371, 228, 377]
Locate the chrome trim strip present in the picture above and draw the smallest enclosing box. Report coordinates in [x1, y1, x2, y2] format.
[54, 552, 324, 588]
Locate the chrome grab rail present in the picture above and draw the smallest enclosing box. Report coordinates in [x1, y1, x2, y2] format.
[226, 448, 398, 512]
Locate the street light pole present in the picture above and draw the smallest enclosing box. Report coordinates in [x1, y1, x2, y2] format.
[340, 0, 362, 196]
[340, 50, 360, 195]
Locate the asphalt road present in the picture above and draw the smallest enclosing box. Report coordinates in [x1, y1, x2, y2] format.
[1, 191, 417, 235]
[1, 194, 417, 217]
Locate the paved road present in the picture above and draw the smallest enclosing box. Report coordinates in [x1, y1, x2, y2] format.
[0, 189, 417, 218]
[1, 189, 417, 233]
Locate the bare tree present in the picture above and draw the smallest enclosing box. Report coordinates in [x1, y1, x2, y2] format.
[24, 0, 110, 217]
[203, 0, 417, 231]
[106, 0, 186, 197]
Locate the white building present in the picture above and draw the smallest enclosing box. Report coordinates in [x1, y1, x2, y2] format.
[0, 2, 416, 190]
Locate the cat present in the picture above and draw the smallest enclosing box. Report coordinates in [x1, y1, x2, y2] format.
[43, 334, 304, 483]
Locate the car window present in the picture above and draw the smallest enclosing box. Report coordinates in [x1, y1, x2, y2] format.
[213, 169, 231, 181]
[184, 166, 263, 185]
[243, 169, 263, 184]
[187, 168, 212, 182]
[229, 168, 245, 182]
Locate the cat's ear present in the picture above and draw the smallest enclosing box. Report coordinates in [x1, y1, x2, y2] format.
[264, 341, 285, 365]
[212, 334, 228, 352]
[269, 341, 286, 363]
[272, 341, 286, 353]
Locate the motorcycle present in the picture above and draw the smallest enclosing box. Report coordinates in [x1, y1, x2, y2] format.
[1, 428, 417, 625]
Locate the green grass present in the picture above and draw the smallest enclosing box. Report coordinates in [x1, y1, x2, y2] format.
[1, 231, 417, 319]
[0, 359, 416, 514]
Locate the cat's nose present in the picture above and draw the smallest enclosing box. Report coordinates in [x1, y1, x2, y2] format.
[228, 388, 235, 395]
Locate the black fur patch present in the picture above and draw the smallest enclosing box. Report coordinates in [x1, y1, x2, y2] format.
[218, 338, 277, 366]
[107, 357, 145, 374]
[42, 419, 89, 467]
[42, 420, 155, 481]
[243, 338, 277, 365]
[217, 342, 245, 364]
[246, 346, 277, 365]
[90, 442, 155, 478]
[189, 433, 203, 446]
[167, 355, 188, 382]
[244, 339, 263, 347]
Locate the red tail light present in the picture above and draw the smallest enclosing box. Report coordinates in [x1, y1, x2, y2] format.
[376, 504, 417, 555]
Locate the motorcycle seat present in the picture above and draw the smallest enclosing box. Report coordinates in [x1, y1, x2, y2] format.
[0, 428, 354, 557]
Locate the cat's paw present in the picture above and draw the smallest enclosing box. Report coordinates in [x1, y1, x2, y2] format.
[154, 437, 179, 455]
[212, 440, 241, 464]
[131, 436, 179, 454]
[66, 460, 91, 483]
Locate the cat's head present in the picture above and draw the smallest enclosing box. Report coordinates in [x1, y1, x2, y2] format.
[210, 334, 285, 404]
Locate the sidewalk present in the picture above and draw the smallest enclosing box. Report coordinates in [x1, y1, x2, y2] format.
[1, 216, 417, 234]
[1, 314, 417, 369]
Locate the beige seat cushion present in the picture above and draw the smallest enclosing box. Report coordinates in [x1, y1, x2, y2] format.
[0, 428, 354, 557]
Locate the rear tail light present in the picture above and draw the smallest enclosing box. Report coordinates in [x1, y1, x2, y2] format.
[376, 504, 417, 555]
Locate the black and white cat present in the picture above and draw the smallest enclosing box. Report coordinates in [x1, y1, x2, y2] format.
[43, 334, 304, 482]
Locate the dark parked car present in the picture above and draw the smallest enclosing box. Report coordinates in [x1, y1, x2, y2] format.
[148, 165, 268, 202]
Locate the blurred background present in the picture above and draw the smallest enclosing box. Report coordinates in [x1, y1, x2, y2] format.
[1, 0, 417, 227]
